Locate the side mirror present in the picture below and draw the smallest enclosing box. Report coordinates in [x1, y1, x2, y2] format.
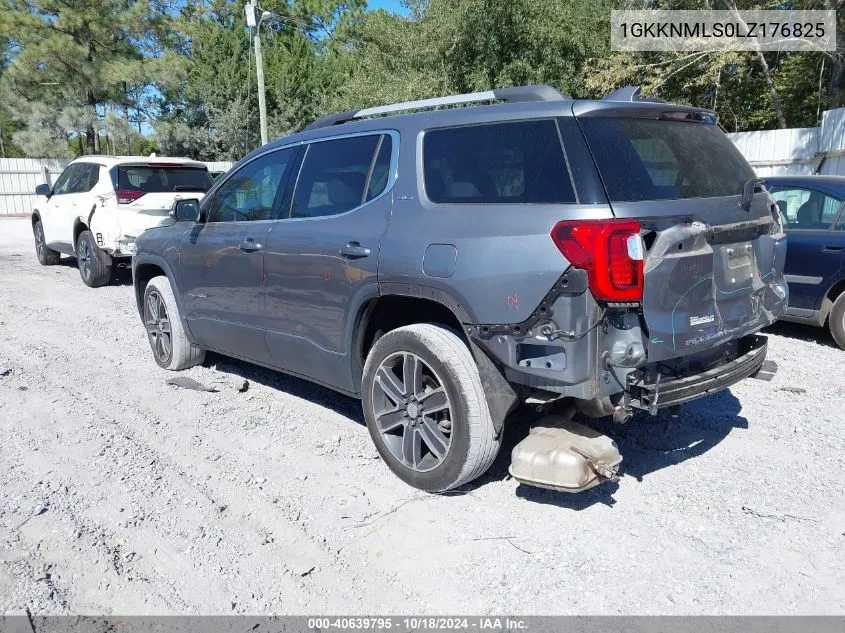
[173, 198, 201, 222]
[35, 183, 52, 198]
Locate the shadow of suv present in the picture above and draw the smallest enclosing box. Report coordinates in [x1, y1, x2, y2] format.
[132, 85, 788, 493]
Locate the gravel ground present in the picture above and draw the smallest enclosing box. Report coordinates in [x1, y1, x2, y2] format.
[1, 216, 844, 615]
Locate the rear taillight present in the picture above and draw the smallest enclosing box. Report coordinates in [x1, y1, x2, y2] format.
[550, 219, 644, 302]
[116, 190, 145, 204]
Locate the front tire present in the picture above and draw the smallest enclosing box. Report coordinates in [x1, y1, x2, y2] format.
[143, 275, 205, 370]
[361, 323, 501, 492]
[829, 292, 845, 350]
[33, 219, 60, 265]
[76, 230, 112, 287]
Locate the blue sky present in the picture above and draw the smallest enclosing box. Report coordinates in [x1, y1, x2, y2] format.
[367, 0, 411, 15]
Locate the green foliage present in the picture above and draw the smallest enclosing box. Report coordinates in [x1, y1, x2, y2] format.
[1, 0, 843, 159]
[0, 0, 172, 156]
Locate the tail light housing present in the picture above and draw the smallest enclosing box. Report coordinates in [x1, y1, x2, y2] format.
[551, 219, 644, 302]
[116, 189, 145, 204]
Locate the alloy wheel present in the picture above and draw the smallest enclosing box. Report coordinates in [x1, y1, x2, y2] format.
[371, 351, 453, 472]
[35, 224, 45, 260]
[77, 237, 91, 281]
[144, 290, 172, 364]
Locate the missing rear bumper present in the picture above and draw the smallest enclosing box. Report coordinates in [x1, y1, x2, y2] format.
[627, 335, 770, 413]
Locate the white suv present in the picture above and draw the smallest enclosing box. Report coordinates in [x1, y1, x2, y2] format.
[31, 156, 213, 287]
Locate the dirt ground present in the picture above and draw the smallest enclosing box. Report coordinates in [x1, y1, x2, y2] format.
[1, 216, 844, 615]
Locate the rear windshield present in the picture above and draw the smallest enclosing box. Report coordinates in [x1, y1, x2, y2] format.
[423, 119, 576, 204]
[115, 165, 213, 193]
[579, 117, 755, 202]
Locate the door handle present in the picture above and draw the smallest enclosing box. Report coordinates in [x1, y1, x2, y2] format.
[339, 242, 371, 258]
[823, 245, 843, 253]
[239, 238, 263, 252]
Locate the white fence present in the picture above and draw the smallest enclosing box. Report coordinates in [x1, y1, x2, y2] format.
[0, 158, 70, 215]
[0, 158, 234, 216]
[728, 108, 845, 177]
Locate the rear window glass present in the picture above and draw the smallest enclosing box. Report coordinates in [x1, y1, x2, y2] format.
[116, 166, 213, 193]
[579, 117, 755, 202]
[423, 120, 576, 204]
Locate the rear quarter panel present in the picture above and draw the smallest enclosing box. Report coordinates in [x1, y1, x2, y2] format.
[378, 123, 614, 326]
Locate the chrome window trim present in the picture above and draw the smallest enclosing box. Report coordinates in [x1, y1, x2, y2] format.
[202, 129, 399, 225]
[278, 129, 400, 223]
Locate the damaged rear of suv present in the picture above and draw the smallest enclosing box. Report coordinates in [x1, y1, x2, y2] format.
[133, 84, 787, 495]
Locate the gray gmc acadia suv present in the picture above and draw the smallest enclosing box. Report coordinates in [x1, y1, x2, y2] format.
[132, 85, 788, 493]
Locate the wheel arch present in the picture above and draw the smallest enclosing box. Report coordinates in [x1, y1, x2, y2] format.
[351, 287, 517, 432]
[821, 276, 845, 324]
[353, 293, 470, 374]
[72, 217, 89, 249]
[133, 254, 197, 344]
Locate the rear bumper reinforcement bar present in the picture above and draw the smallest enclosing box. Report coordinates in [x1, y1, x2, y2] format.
[629, 335, 770, 412]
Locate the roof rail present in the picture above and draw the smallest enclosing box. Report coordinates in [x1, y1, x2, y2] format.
[603, 86, 666, 104]
[303, 84, 569, 131]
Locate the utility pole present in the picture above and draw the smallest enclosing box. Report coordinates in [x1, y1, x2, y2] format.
[247, 0, 269, 146]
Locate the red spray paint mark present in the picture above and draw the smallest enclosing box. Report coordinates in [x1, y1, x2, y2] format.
[507, 292, 519, 309]
[324, 268, 332, 281]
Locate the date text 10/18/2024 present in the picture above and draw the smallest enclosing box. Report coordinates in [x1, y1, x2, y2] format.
[307, 617, 528, 631]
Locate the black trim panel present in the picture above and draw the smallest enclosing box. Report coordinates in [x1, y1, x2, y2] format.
[629, 335, 768, 410]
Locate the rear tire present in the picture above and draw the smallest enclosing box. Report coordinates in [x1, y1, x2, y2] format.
[76, 230, 112, 287]
[829, 292, 845, 350]
[143, 275, 205, 370]
[33, 219, 60, 265]
[361, 323, 501, 492]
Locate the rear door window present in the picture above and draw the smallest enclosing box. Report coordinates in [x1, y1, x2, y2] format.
[116, 165, 213, 193]
[579, 117, 755, 202]
[366, 136, 393, 202]
[423, 120, 576, 204]
[769, 187, 842, 230]
[289, 135, 381, 219]
[82, 164, 100, 191]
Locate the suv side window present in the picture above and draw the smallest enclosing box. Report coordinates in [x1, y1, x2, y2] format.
[366, 136, 392, 202]
[85, 164, 100, 191]
[52, 164, 81, 195]
[207, 148, 294, 223]
[290, 135, 381, 219]
[423, 119, 576, 204]
[66, 163, 97, 194]
[769, 187, 842, 230]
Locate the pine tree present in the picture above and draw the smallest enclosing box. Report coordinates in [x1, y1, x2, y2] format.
[0, 0, 170, 156]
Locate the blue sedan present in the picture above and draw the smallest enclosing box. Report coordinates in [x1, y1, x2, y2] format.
[764, 176, 845, 349]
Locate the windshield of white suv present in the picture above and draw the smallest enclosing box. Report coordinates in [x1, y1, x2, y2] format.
[115, 165, 214, 193]
[579, 117, 755, 202]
